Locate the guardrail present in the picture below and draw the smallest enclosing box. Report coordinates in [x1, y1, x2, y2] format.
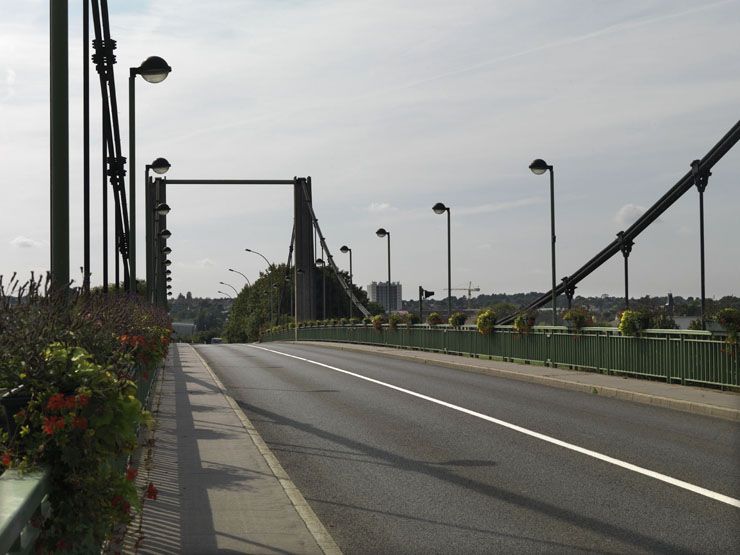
[0, 363, 162, 553]
[262, 324, 739, 389]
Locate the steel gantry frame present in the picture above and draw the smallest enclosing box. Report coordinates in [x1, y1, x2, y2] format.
[500, 120, 740, 326]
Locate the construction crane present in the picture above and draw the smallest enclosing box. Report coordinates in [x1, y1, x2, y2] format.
[448, 282, 481, 308]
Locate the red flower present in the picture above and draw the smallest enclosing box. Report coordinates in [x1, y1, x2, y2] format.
[72, 416, 88, 430]
[75, 394, 90, 407]
[46, 393, 66, 411]
[126, 467, 138, 481]
[145, 482, 158, 500]
[111, 495, 130, 514]
[1, 452, 11, 467]
[42, 416, 62, 435]
[63, 395, 77, 410]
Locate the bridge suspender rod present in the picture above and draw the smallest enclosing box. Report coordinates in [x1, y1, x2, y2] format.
[499, 120, 740, 325]
[297, 180, 371, 318]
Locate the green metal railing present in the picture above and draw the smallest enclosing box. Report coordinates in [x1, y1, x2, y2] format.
[0, 363, 163, 553]
[262, 324, 739, 389]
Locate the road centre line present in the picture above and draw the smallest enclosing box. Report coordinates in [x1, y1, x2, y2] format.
[249, 344, 740, 509]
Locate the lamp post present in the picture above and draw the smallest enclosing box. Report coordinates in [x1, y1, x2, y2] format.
[129, 56, 171, 292]
[316, 258, 326, 319]
[50, 0, 69, 293]
[144, 158, 170, 302]
[529, 158, 557, 325]
[272, 283, 279, 325]
[219, 281, 239, 297]
[376, 228, 391, 312]
[218, 290, 233, 300]
[228, 268, 251, 286]
[432, 203, 452, 319]
[158, 226, 171, 306]
[340, 245, 353, 318]
[244, 248, 274, 270]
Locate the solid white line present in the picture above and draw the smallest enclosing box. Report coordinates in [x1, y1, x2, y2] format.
[250, 344, 740, 509]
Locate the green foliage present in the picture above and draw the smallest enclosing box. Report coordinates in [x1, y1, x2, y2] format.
[388, 313, 403, 330]
[225, 264, 369, 343]
[362, 317, 372, 325]
[405, 312, 421, 325]
[366, 302, 386, 316]
[0, 274, 171, 550]
[476, 309, 496, 335]
[371, 314, 385, 331]
[716, 308, 740, 343]
[513, 311, 536, 334]
[619, 310, 644, 336]
[427, 312, 443, 326]
[448, 312, 466, 327]
[562, 307, 594, 331]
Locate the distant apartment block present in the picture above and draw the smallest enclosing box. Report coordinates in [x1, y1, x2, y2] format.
[368, 281, 402, 312]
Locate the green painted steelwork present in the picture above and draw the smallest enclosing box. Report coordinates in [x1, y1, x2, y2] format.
[262, 325, 739, 389]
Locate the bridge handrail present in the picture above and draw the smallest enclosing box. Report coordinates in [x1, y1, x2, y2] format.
[0, 468, 50, 554]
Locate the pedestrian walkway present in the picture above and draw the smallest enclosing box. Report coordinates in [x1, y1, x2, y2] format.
[121, 343, 339, 554]
[299, 341, 740, 421]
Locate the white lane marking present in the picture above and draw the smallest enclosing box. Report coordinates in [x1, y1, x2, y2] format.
[250, 344, 740, 509]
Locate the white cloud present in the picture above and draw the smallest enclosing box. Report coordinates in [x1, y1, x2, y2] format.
[10, 235, 42, 248]
[368, 202, 397, 213]
[197, 258, 214, 268]
[614, 204, 648, 226]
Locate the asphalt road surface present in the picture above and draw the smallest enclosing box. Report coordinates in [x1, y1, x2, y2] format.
[194, 342, 740, 554]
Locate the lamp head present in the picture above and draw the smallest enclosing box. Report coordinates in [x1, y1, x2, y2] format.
[340, 245, 349, 253]
[135, 56, 171, 84]
[165, 269, 172, 275]
[151, 157, 171, 175]
[166, 277, 172, 282]
[376, 228, 388, 238]
[315, 258, 325, 266]
[432, 202, 448, 214]
[162, 246, 172, 255]
[165, 259, 172, 266]
[529, 158, 551, 175]
[155, 203, 170, 216]
[159, 228, 171, 239]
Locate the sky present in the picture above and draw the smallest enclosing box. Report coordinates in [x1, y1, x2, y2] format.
[1, 0, 739, 300]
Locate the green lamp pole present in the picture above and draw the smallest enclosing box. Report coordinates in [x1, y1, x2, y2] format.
[129, 56, 171, 292]
[50, 0, 69, 292]
[432, 203, 452, 319]
[529, 158, 557, 325]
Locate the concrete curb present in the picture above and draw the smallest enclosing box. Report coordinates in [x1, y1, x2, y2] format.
[298, 341, 740, 422]
[190, 345, 342, 555]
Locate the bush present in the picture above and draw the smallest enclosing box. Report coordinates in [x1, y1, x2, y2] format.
[476, 309, 496, 335]
[513, 311, 536, 334]
[717, 308, 740, 343]
[0, 274, 171, 550]
[362, 317, 372, 326]
[619, 309, 648, 336]
[388, 313, 403, 330]
[562, 307, 594, 331]
[427, 312, 443, 326]
[448, 312, 466, 327]
[371, 315, 385, 331]
[405, 313, 421, 325]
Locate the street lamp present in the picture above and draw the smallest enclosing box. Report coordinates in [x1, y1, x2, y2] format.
[129, 56, 172, 291]
[159, 229, 171, 240]
[228, 268, 251, 286]
[218, 290, 233, 299]
[432, 202, 452, 319]
[529, 158, 557, 325]
[219, 281, 239, 297]
[162, 246, 172, 255]
[316, 258, 326, 320]
[340, 245, 353, 318]
[375, 228, 392, 312]
[244, 248, 274, 270]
